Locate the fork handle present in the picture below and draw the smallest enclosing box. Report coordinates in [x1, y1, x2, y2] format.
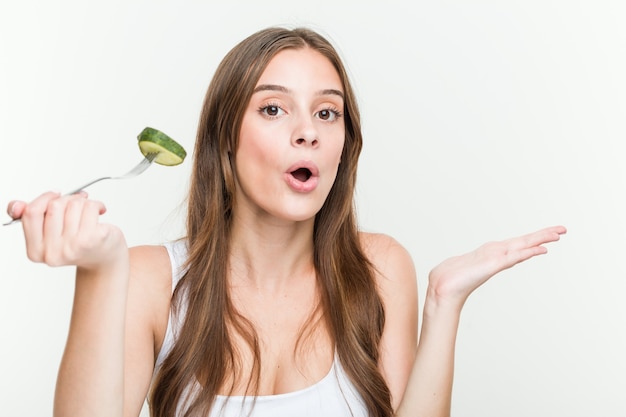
[2, 177, 112, 226]
[64, 176, 113, 196]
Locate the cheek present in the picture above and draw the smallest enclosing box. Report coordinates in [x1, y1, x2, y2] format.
[338, 141, 346, 163]
[321, 124, 346, 166]
[237, 120, 268, 167]
[237, 111, 285, 159]
[235, 133, 280, 186]
[235, 143, 266, 179]
[324, 140, 346, 186]
[334, 137, 346, 166]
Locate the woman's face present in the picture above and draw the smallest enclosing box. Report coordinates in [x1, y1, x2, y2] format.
[234, 47, 345, 223]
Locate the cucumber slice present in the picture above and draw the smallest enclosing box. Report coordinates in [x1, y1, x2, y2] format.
[137, 127, 187, 166]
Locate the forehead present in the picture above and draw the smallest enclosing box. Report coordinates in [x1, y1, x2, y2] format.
[256, 47, 343, 93]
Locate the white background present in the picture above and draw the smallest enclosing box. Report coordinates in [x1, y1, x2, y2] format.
[1, 1, 624, 416]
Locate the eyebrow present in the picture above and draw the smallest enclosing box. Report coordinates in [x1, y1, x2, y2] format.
[253, 84, 344, 100]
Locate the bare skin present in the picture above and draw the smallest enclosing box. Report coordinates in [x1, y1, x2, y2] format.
[6, 46, 566, 417]
[6, 194, 565, 417]
[396, 225, 566, 416]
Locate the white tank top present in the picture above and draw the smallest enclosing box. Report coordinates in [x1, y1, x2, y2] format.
[154, 240, 369, 417]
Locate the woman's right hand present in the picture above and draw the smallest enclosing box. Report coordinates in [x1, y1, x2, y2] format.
[9, 192, 137, 417]
[7, 191, 127, 271]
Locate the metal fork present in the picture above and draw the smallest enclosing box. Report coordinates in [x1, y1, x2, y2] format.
[3, 152, 158, 226]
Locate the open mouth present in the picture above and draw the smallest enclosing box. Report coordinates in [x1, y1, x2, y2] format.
[291, 167, 312, 182]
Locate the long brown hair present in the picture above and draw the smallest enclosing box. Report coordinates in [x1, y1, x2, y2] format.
[149, 27, 392, 417]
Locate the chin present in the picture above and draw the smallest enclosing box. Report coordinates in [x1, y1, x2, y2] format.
[271, 204, 323, 223]
[280, 210, 319, 223]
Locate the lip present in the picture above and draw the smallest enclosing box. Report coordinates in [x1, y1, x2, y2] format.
[284, 160, 320, 193]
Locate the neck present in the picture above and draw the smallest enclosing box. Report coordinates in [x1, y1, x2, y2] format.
[229, 212, 316, 292]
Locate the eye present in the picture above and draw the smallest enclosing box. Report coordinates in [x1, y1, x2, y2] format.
[258, 104, 286, 118]
[316, 107, 342, 122]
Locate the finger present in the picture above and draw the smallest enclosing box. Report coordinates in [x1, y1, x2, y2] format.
[550, 225, 567, 235]
[21, 192, 62, 261]
[509, 245, 549, 265]
[42, 195, 88, 265]
[7, 200, 26, 219]
[21, 191, 61, 223]
[60, 194, 89, 238]
[507, 225, 566, 251]
[76, 201, 110, 264]
[526, 226, 566, 247]
[78, 199, 106, 237]
[67, 191, 106, 219]
[483, 244, 543, 277]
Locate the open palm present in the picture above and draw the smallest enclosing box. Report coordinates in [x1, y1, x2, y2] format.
[428, 226, 567, 306]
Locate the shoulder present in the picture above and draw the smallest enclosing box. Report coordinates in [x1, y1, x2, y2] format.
[128, 244, 173, 297]
[129, 244, 171, 277]
[358, 232, 417, 286]
[127, 244, 173, 354]
[358, 232, 418, 407]
[358, 232, 418, 316]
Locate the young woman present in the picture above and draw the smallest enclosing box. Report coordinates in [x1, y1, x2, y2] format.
[7, 27, 565, 417]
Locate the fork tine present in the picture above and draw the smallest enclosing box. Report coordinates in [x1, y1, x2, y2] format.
[65, 152, 158, 194]
[120, 152, 157, 178]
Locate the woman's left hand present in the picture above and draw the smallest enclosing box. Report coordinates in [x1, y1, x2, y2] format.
[427, 225, 567, 309]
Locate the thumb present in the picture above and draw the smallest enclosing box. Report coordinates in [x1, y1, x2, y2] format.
[7, 200, 26, 220]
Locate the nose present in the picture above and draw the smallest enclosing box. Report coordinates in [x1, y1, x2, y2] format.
[294, 137, 319, 147]
[291, 116, 319, 148]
